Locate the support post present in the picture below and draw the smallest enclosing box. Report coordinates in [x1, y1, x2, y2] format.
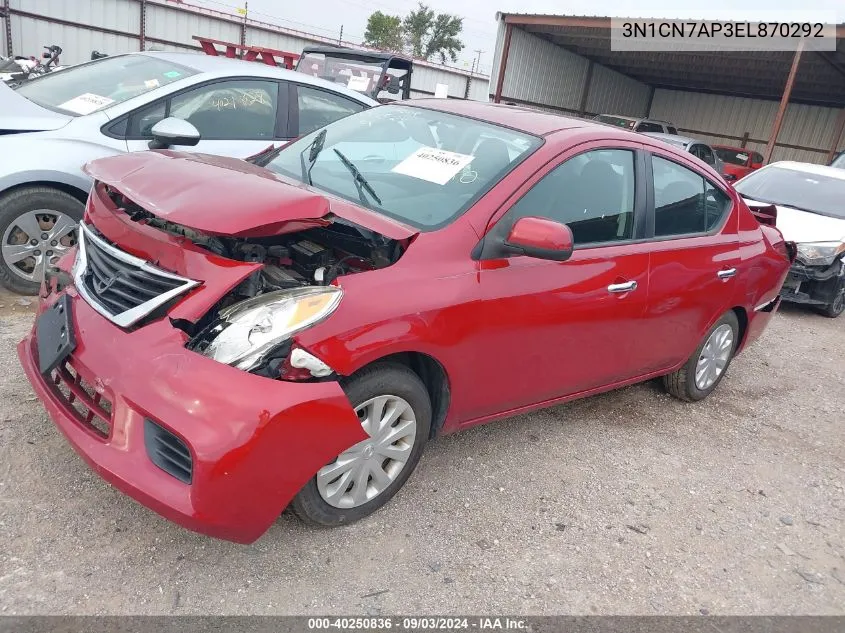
[740, 132, 750, 148]
[2, 0, 11, 57]
[825, 109, 845, 164]
[493, 23, 512, 104]
[577, 60, 594, 116]
[139, 0, 146, 51]
[765, 41, 804, 164]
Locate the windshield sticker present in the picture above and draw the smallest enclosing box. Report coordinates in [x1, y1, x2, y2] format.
[57, 93, 115, 115]
[163, 70, 182, 79]
[144, 78, 160, 89]
[737, 153, 749, 161]
[392, 147, 475, 185]
[347, 75, 371, 92]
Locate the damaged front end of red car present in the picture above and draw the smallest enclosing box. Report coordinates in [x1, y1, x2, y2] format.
[18, 150, 418, 543]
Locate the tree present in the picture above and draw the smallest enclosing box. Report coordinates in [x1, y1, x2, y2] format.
[402, 3, 464, 63]
[364, 11, 404, 52]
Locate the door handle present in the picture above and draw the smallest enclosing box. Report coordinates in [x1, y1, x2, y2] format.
[607, 280, 638, 294]
[717, 268, 737, 280]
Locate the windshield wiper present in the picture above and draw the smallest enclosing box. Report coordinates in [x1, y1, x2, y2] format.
[332, 148, 383, 207]
[299, 128, 327, 186]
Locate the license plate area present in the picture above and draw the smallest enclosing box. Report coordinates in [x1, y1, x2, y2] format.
[36, 294, 76, 375]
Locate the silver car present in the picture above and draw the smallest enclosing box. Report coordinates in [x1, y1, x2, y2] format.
[642, 132, 727, 179]
[0, 51, 376, 294]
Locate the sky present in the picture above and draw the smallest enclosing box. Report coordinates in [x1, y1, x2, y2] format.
[190, 0, 843, 75]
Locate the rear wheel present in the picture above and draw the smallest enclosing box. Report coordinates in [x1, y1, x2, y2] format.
[291, 363, 431, 526]
[0, 187, 83, 295]
[663, 311, 739, 402]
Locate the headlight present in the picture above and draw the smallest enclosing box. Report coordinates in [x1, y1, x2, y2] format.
[200, 286, 342, 371]
[796, 242, 845, 267]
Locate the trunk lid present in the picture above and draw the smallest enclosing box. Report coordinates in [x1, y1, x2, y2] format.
[0, 80, 72, 132]
[83, 150, 418, 240]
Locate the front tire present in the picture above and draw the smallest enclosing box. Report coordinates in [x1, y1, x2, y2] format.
[291, 363, 432, 527]
[814, 279, 845, 318]
[663, 311, 739, 402]
[0, 187, 83, 295]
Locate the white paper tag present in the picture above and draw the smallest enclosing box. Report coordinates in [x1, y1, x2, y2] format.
[391, 147, 475, 185]
[57, 93, 115, 115]
[347, 75, 371, 91]
[144, 78, 160, 89]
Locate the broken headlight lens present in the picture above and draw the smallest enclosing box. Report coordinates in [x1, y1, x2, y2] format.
[200, 287, 342, 371]
[796, 242, 845, 267]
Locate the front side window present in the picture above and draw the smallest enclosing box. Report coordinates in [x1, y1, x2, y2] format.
[167, 80, 279, 140]
[506, 149, 636, 246]
[297, 85, 366, 135]
[266, 105, 540, 230]
[652, 156, 731, 237]
[15, 55, 195, 115]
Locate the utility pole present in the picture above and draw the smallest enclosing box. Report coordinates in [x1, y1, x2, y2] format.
[338, 25, 343, 45]
[239, 1, 248, 48]
[473, 49, 483, 75]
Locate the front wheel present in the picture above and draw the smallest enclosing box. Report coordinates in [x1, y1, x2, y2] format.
[663, 311, 739, 402]
[814, 279, 845, 319]
[0, 187, 83, 295]
[291, 363, 432, 526]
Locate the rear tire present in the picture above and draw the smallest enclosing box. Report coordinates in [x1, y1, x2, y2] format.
[291, 363, 431, 527]
[663, 311, 739, 402]
[814, 280, 844, 318]
[0, 187, 84, 295]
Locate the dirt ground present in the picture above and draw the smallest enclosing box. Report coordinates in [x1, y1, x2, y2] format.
[0, 288, 843, 615]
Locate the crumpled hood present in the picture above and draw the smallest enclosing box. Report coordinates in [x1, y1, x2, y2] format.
[0, 80, 72, 131]
[744, 197, 845, 244]
[83, 150, 417, 240]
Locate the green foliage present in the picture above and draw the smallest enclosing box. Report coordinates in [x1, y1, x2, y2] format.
[366, 3, 464, 63]
[364, 11, 405, 52]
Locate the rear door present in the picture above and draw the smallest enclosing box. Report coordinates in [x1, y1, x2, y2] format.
[641, 150, 740, 373]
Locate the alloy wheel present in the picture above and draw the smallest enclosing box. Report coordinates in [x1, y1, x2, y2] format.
[317, 395, 417, 509]
[2, 210, 77, 283]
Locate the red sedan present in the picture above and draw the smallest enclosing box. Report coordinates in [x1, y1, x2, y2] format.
[713, 145, 765, 181]
[19, 100, 793, 542]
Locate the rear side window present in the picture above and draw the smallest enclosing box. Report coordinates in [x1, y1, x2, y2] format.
[652, 156, 731, 237]
[508, 149, 636, 246]
[297, 85, 366, 136]
[636, 121, 664, 133]
[691, 144, 716, 167]
[667, 126, 679, 135]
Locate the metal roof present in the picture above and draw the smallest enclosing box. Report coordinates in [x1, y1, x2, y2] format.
[500, 14, 845, 108]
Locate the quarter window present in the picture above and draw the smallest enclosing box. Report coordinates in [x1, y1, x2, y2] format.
[507, 149, 636, 246]
[636, 121, 663, 133]
[652, 156, 731, 237]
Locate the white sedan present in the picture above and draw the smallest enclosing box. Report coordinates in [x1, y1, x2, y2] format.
[734, 161, 845, 318]
[0, 51, 376, 294]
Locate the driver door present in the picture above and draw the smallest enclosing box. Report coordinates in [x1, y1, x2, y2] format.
[123, 79, 289, 159]
[463, 142, 653, 420]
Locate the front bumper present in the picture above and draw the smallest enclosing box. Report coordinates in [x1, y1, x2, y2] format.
[18, 288, 366, 543]
[781, 260, 843, 306]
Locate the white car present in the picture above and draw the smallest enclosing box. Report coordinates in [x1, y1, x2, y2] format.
[734, 161, 845, 318]
[0, 51, 376, 294]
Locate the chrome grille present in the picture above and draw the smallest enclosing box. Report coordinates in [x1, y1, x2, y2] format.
[74, 223, 198, 328]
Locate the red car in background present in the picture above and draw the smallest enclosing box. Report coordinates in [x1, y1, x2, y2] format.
[19, 101, 793, 543]
[713, 145, 765, 181]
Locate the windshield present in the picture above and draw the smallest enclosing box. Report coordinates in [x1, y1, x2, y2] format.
[832, 152, 845, 169]
[594, 115, 636, 129]
[15, 55, 196, 115]
[734, 165, 845, 219]
[297, 52, 406, 100]
[266, 105, 541, 230]
[715, 148, 750, 166]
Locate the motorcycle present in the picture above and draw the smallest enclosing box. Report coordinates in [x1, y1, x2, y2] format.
[1, 45, 64, 87]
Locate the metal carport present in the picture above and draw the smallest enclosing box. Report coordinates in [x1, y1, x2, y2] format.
[491, 14, 845, 165]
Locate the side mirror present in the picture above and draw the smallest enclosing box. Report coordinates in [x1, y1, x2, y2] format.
[504, 216, 574, 262]
[148, 117, 201, 150]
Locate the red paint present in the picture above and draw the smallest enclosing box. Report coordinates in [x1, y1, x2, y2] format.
[712, 145, 764, 181]
[21, 102, 791, 542]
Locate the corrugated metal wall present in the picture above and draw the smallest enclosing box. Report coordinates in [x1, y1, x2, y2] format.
[7, 0, 489, 100]
[650, 89, 842, 164]
[489, 23, 649, 117]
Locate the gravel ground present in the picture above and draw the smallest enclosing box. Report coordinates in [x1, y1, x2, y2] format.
[0, 288, 843, 615]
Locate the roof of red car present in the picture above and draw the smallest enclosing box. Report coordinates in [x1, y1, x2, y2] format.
[712, 144, 746, 151]
[399, 99, 598, 137]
